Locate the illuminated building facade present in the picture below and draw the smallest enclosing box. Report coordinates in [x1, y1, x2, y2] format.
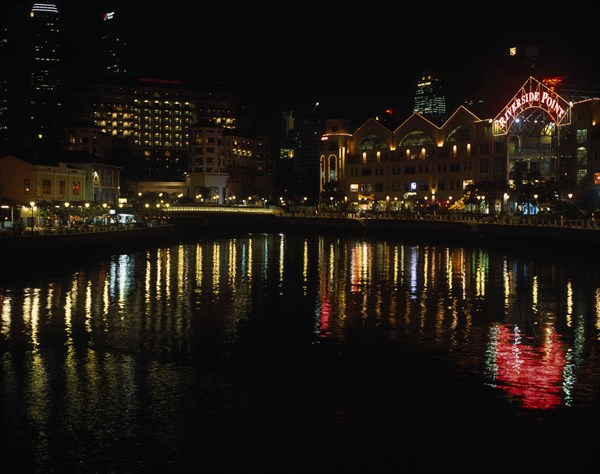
[0, 153, 122, 207]
[187, 122, 272, 204]
[73, 79, 196, 180]
[323, 77, 600, 213]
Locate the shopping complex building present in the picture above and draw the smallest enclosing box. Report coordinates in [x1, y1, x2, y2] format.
[320, 76, 600, 214]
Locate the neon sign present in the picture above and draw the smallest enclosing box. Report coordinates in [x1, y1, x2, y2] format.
[494, 77, 571, 135]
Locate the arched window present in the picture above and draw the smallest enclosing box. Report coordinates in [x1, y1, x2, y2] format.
[446, 125, 474, 142]
[398, 131, 434, 146]
[357, 135, 389, 150]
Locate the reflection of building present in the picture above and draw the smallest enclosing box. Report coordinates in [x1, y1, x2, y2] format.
[322, 77, 600, 212]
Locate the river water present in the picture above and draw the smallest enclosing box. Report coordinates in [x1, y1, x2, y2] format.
[1, 231, 598, 472]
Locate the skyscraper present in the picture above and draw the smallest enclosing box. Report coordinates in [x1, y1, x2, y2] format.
[0, 24, 8, 146]
[413, 72, 447, 123]
[98, 4, 143, 80]
[29, 2, 63, 149]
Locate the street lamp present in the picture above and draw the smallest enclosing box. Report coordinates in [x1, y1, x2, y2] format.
[29, 201, 35, 231]
[64, 201, 70, 226]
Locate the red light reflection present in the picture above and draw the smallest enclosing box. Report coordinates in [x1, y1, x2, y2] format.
[493, 324, 565, 409]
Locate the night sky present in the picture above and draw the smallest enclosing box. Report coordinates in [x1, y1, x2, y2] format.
[62, 0, 600, 129]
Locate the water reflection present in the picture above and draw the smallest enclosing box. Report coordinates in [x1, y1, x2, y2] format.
[1, 233, 599, 469]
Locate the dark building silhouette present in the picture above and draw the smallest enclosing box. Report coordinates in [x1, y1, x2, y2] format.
[413, 72, 447, 124]
[0, 1, 64, 153]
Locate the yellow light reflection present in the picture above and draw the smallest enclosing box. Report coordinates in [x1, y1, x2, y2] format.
[228, 240, 237, 289]
[213, 242, 221, 294]
[178, 245, 185, 296]
[531, 275, 538, 313]
[245, 239, 252, 282]
[24, 288, 41, 349]
[196, 243, 203, 292]
[595, 288, 600, 335]
[566, 281, 573, 327]
[303, 239, 308, 295]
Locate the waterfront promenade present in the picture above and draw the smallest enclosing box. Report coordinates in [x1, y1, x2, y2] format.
[1, 207, 599, 261]
[164, 205, 600, 252]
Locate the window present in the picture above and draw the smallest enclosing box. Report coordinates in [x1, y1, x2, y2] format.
[72, 181, 81, 195]
[60, 180, 66, 194]
[24, 178, 31, 194]
[42, 179, 51, 194]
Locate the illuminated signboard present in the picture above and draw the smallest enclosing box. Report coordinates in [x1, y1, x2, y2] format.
[493, 76, 571, 135]
[103, 11, 115, 21]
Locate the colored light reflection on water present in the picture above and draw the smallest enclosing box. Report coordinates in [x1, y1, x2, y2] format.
[487, 323, 566, 409]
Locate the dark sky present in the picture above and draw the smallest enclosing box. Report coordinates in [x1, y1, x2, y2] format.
[63, 0, 599, 128]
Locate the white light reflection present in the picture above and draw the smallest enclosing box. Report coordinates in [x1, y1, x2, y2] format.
[279, 234, 285, 288]
[145, 252, 152, 306]
[1, 293, 11, 336]
[408, 246, 418, 300]
[85, 280, 92, 334]
[445, 248, 452, 293]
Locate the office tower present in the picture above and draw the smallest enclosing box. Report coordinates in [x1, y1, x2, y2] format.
[0, 24, 8, 146]
[98, 4, 143, 80]
[29, 2, 63, 149]
[413, 72, 447, 123]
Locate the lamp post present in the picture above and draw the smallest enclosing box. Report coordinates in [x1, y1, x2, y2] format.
[29, 201, 35, 232]
[568, 193, 573, 216]
[102, 203, 108, 225]
[64, 202, 70, 227]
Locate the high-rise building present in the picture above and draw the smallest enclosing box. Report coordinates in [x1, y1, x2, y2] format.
[98, 4, 143, 80]
[0, 24, 8, 146]
[0, 1, 64, 153]
[413, 72, 447, 123]
[29, 2, 63, 149]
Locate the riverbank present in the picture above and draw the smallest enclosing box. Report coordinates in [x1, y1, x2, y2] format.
[0, 223, 176, 262]
[168, 208, 600, 254]
[2, 211, 598, 262]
